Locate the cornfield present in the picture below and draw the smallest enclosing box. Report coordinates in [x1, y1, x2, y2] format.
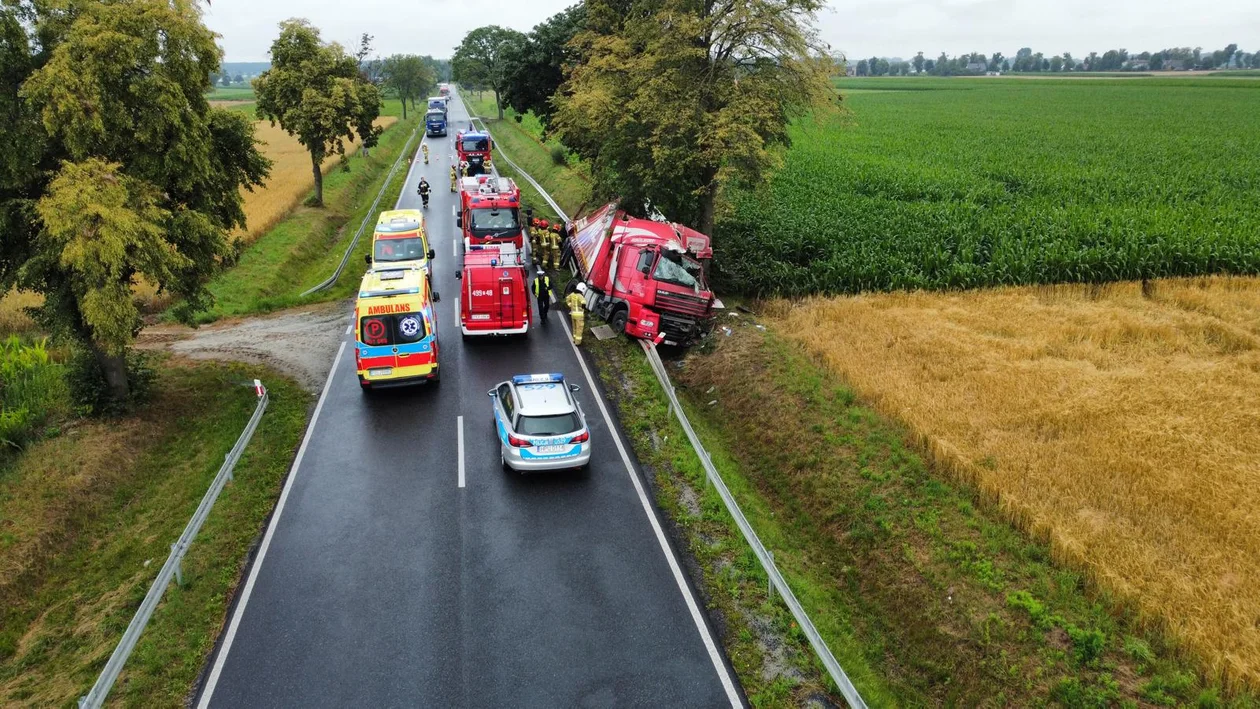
[774, 276, 1260, 686]
[716, 77, 1260, 295]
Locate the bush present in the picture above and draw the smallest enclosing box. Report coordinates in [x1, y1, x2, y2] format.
[66, 347, 156, 416]
[0, 336, 67, 450]
[549, 144, 567, 166]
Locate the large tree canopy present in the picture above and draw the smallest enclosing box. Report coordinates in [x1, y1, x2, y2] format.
[501, 4, 586, 126]
[552, 0, 838, 234]
[0, 0, 270, 401]
[452, 25, 526, 120]
[254, 19, 382, 207]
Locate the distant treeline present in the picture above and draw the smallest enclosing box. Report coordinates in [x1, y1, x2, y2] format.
[854, 44, 1260, 76]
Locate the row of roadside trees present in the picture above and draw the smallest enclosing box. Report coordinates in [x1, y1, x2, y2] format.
[857, 44, 1260, 76]
[451, 0, 840, 236]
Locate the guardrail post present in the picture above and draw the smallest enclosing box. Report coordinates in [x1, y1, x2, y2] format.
[172, 543, 183, 587]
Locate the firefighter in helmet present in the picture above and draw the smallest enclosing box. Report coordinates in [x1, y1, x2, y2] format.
[528, 214, 542, 258]
[421, 142, 429, 164]
[449, 164, 458, 192]
[566, 283, 587, 345]
[549, 221, 564, 270]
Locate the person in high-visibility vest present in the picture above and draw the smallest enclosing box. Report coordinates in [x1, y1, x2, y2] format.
[532, 269, 551, 322]
[528, 216, 542, 261]
[421, 143, 429, 164]
[566, 284, 586, 345]
[449, 164, 458, 192]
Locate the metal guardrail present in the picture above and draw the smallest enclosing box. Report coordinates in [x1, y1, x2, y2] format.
[79, 381, 271, 709]
[640, 342, 867, 708]
[301, 124, 422, 296]
[467, 114, 570, 222]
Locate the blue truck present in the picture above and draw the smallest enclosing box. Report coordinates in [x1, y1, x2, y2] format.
[425, 109, 447, 137]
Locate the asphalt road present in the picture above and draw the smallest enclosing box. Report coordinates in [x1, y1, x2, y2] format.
[196, 92, 743, 708]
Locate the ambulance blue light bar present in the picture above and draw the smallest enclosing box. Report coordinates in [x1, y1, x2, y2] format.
[512, 373, 565, 385]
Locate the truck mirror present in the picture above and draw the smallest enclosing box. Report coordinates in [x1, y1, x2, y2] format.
[488, 389, 496, 397]
[456, 214, 462, 227]
[364, 254, 372, 266]
[432, 291, 441, 302]
[568, 384, 581, 393]
[455, 271, 462, 280]
[428, 250, 436, 260]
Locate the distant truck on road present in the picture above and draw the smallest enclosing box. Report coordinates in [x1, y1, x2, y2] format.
[427, 96, 448, 118]
[566, 202, 718, 347]
[425, 109, 447, 137]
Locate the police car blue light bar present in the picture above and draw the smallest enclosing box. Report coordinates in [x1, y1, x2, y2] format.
[512, 373, 565, 384]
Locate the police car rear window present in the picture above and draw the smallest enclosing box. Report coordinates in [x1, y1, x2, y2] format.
[360, 313, 426, 346]
[516, 413, 581, 436]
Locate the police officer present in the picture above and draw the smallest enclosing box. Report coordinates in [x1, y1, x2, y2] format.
[533, 269, 551, 322]
[567, 283, 586, 345]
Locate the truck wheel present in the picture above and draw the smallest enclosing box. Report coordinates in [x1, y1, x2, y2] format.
[563, 279, 579, 296]
[610, 308, 629, 334]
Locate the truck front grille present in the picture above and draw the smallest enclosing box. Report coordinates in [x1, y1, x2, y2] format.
[654, 289, 710, 317]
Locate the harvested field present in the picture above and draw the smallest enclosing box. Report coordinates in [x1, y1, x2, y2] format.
[772, 276, 1260, 685]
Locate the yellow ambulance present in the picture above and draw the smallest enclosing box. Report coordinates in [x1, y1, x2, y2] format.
[354, 266, 440, 390]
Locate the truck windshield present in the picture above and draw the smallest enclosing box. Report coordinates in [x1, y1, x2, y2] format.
[470, 208, 518, 234]
[516, 412, 581, 436]
[426, 113, 443, 122]
[461, 138, 489, 152]
[652, 251, 705, 290]
[374, 237, 427, 262]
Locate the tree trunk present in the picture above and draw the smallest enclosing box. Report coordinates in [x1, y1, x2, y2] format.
[401, 95, 407, 119]
[494, 89, 504, 119]
[698, 179, 720, 236]
[310, 149, 324, 206]
[92, 343, 129, 402]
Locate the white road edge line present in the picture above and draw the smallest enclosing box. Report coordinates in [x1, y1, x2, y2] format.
[452, 239, 457, 258]
[557, 315, 742, 707]
[196, 340, 347, 709]
[344, 323, 352, 336]
[457, 415, 466, 488]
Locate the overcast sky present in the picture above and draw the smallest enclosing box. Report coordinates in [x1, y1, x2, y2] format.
[204, 0, 1260, 64]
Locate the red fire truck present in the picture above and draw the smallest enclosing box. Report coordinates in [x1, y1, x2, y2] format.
[456, 245, 531, 337]
[456, 175, 525, 250]
[567, 203, 718, 347]
[455, 129, 493, 176]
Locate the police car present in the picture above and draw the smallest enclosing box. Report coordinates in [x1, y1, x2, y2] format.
[490, 373, 591, 472]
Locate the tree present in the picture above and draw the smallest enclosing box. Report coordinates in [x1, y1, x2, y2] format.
[2, 0, 270, 402]
[453, 26, 526, 120]
[875, 58, 890, 76]
[913, 51, 925, 74]
[553, 0, 838, 235]
[502, 4, 586, 126]
[220, 73, 232, 87]
[1050, 55, 1063, 72]
[1063, 52, 1074, 71]
[233, 73, 244, 84]
[856, 58, 868, 76]
[925, 58, 936, 72]
[254, 19, 381, 208]
[989, 52, 1004, 72]
[381, 54, 435, 119]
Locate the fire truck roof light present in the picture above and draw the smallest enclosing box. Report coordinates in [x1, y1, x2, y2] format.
[512, 373, 565, 385]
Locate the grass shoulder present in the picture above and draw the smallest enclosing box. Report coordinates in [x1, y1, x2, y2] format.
[0, 357, 308, 706]
[195, 99, 419, 322]
[580, 314, 1243, 707]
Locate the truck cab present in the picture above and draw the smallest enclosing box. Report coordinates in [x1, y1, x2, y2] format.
[427, 96, 447, 117]
[568, 203, 718, 347]
[455, 130, 493, 177]
[456, 175, 523, 250]
[425, 109, 447, 137]
[456, 245, 530, 337]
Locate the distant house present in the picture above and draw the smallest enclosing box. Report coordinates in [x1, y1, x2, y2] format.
[986, 70, 1002, 77]
[966, 61, 987, 73]
[1123, 59, 1150, 71]
[1163, 59, 1188, 71]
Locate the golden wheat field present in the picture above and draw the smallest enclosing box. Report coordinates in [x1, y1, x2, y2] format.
[772, 276, 1260, 685]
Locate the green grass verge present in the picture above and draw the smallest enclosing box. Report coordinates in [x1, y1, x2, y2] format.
[582, 318, 1250, 707]
[196, 99, 419, 322]
[462, 91, 590, 219]
[0, 359, 308, 706]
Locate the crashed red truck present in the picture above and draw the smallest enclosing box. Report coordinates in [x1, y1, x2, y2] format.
[565, 202, 719, 347]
